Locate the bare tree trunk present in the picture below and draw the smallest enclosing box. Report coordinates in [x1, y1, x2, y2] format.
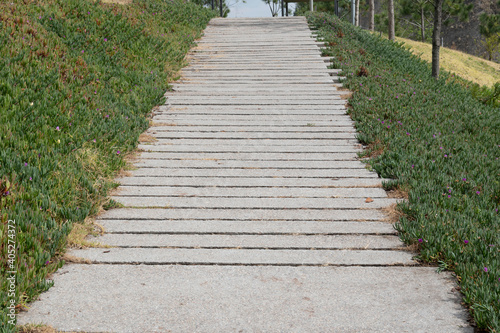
[388, 0, 395, 40]
[355, 0, 360, 26]
[432, 0, 443, 78]
[369, 0, 375, 31]
[421, 6, 426, 42]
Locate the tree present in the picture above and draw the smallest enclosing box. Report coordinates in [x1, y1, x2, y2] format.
[399, 0, 434, 42]
[388, 0, 395, 40]
[430, 0, 473, 78]
[369, 0, 375, 31]
[263, 0, 281, 16]
[479, 0, 500, 60]
[431, 0, 443, 78]
[191, 0, 237, 17]
[355, 0, 360, 26]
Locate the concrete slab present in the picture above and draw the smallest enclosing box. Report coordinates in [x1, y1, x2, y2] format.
[113, 186, 388, 198]
[91, 233, 403, 249]
[97, 220, 397, 234]
[18, 265, 469, 333]
[128, 167, 377, 178]
[137, 144, 362, 153]
[111, 196, 400, 209]
[115, 176, 385, 188]
[98, 208, 388, 221]
[68, 248, 415, 265]
[142, 139, 358, 147]
[148, 126, 357, 132]
[135, 152, 360, 160]
[147, 132, 357, 139]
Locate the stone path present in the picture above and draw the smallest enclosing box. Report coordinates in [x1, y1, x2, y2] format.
[19, 17, 471, 332]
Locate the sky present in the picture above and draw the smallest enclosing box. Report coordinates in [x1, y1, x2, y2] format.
[227, 0, 296, 18]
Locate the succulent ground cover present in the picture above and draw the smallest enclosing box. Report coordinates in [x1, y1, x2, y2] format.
[0, 0, 214, 330]
[307, 12, 499, 331]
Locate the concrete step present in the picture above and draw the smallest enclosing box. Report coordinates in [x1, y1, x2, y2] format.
[98, 208, 387, 221]
[98, 220, 397, 235]
[154, 115, 350, 121]
[116, 176, 384, 188]
[69, 247, 416, 266]
[132, 159, 366, 169]
[142, 139, 358, 147]
[90, 234, 402, 249]
[146, 131, 356, 139]
[17, 265, 467, 332]
[111, 196, 399, 209]
[148, 125, 356, 132]
[128, 167, 376, 178]
[135, 152, 359, 160]
[113, 186, 387, 198]
[137, 144, 362, 153]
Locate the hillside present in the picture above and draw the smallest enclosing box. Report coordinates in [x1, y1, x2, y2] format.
[396, 35, 500, 87]
[0, 0, 215, 331]
[310, 12, 500, 332]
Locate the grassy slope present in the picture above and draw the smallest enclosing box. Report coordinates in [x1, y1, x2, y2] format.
[0, 0, 215, 331]
[308, 12, 499, 332]
[394, 35, 500, 87]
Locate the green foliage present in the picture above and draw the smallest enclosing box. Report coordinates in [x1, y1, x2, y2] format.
[470, 82, 500, 107]
[0, 0, 214, 331]
[479, 4, 500, 61]
[308, 11, 500, 331]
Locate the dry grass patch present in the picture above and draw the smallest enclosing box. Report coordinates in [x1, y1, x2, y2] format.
[61, 254, 92, 264]
[66, 217, 106, 249]
[340, 92, 353, 99]
[395, 36, 500, 87]
[387, 187, 409, 199]
[382, 203, 405, 224]
[138, 133, 157, 143]
[17, 325, 58, 333]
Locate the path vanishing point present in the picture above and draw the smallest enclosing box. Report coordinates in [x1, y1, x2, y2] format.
[19, 17, 472, 332]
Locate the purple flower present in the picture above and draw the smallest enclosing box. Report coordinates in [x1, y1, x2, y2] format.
[104, 38, 108, 42]
[476, 191, 480, 195]
[484, 267, 488, 272]
[29, 177, 32, 181]
[464, 240, 469, 244]
[56, 126, 60, 131]
[462, 178, 467, 181]
[117, 151, 121, 155]
[45, 261, 50, 265]
[81, 50, 84, 54]
[24, 162, 28, 166]
[418, 238, 423, 243]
